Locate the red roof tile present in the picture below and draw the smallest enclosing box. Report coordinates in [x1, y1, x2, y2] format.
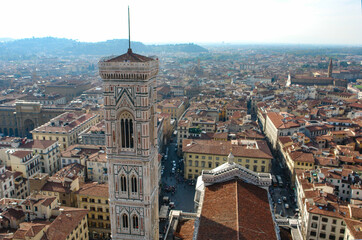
[197, 179, 277, 240]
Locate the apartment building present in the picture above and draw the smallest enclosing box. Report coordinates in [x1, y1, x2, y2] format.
[21, 140, 60, 175]
[32, 112, 99, 151]
[13, 172, 29, 199]
[77, 182, 110, 239]
[86, 151, 108, 183]
[159, 99, 185, 120]
[61, 144, 104, 169]
[79, 121, 105, 146]
[31, 164, 84, 207]
[0, 165, 15, 199]
[10, 150, 41, 178]
[265, 112, 301, 149]
[296, 169, 362, 240]
[182, 139, 273, 179]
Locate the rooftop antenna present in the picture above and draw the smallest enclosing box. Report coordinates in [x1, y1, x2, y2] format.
[128, 6, 132, 53]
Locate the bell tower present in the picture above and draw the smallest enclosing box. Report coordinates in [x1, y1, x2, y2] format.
[328, 58, 333, 78]
[99, 45, 159, 239]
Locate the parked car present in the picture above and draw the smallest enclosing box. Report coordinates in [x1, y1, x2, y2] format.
[282, 196, 287, 201]
[284, 204, 289, 209]
[277, 199, 282, 204]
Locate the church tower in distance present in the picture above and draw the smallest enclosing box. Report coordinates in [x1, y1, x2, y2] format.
[98, 47, 159, 239]
[328, 58, 333, 78]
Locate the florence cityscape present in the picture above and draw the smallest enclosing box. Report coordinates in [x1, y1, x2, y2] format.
[0, 1, 362, 240]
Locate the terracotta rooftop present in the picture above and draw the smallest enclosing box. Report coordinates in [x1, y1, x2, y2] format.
[13, 222, 47, 239]
[182, 139, 273, 159]
[289, 151, 315, 163]
[51, 163, 84, 181]
[78, 183, 109, 198]
[23, 195, 57, 208]
[104, 49, 154, 63]
[1, 208, 25, 221]
[87, 151, 106, 163]
[33, 112, 97, 133]
[41, 182, 71, 194]
[11, 150, 32, 159]
[267, 112, 300, 129]
[197, 179, 277, 240]
[174, 219, 195, 240]
[344, 218, 362, 240]
[21, 140, 57, 149]
[46, 208, 88, 240]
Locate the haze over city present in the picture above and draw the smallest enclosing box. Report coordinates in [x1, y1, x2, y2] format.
[1, 0, 362, 45]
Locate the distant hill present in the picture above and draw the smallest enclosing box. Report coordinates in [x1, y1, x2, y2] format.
[0, 38, 14, 42]
[0, 37, 208, 60]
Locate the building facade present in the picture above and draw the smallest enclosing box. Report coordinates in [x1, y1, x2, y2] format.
[32, 112, 99, 151]
[21, 140, 61, 175]
[0, 101, 67, 138]
[99, 48, 159, 239]
[77, 183, 111, 239]
[182, 139, 273, 179]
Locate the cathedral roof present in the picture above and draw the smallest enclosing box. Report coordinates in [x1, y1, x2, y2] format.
[104, 48, 154, 63]
[197, 179, 277, 240]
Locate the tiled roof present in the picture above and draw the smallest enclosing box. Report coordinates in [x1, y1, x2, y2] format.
[348, 205, 362, 219]
[306, 201, 350, 219]
[13, 222, 47, 239]
[61, 144, 103, 158]
[197, 179, 277, 240]
[104, 49, 154, 63]
[11, 150, 32, 159]
[87, 151, 106, 163]
[289, 151, 315, 163]
[51, 163, 84, 181]
[344, 218, 362, 239]
[46, 208, 88, 240]
[2, 208, 25, 221]
[0, 171, 13, 181]
[174, 219, 195, 240]
[182, 139, 273, 159]
[33, 112, 96, 133]
[78, 183, 108, 198]
[41, 182, 70, 193]
[23, 196, 56, 207]
[21, 140, 57, 149]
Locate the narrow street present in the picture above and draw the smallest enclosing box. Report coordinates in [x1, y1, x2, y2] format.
[250, 101, 298, 219]
[269, 145, 298, 218]
[159, 135, 196, 237]
[160, 137, 195, 212]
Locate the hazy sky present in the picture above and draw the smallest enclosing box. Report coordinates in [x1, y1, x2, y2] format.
[1, 0, 362, 45]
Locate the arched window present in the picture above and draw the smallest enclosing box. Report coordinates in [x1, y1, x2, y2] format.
[120, 112, 134, 149]
[121, 175, 127, 192]
[131, 176, 138, 193]
[122, 214, 128, 228]
[132, 215, 139, 229]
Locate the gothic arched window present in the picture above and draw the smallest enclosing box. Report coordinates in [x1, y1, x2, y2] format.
[132, 215, 139, 230]
[119, 112, 134, 149]
[131, 176, 138, 193]
[121, 175, 127, 192]
[122, 213, 128, 228]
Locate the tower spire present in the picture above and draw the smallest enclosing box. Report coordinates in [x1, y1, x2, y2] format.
[328, 58, 333, 78]
[128, 6, 131, 52]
